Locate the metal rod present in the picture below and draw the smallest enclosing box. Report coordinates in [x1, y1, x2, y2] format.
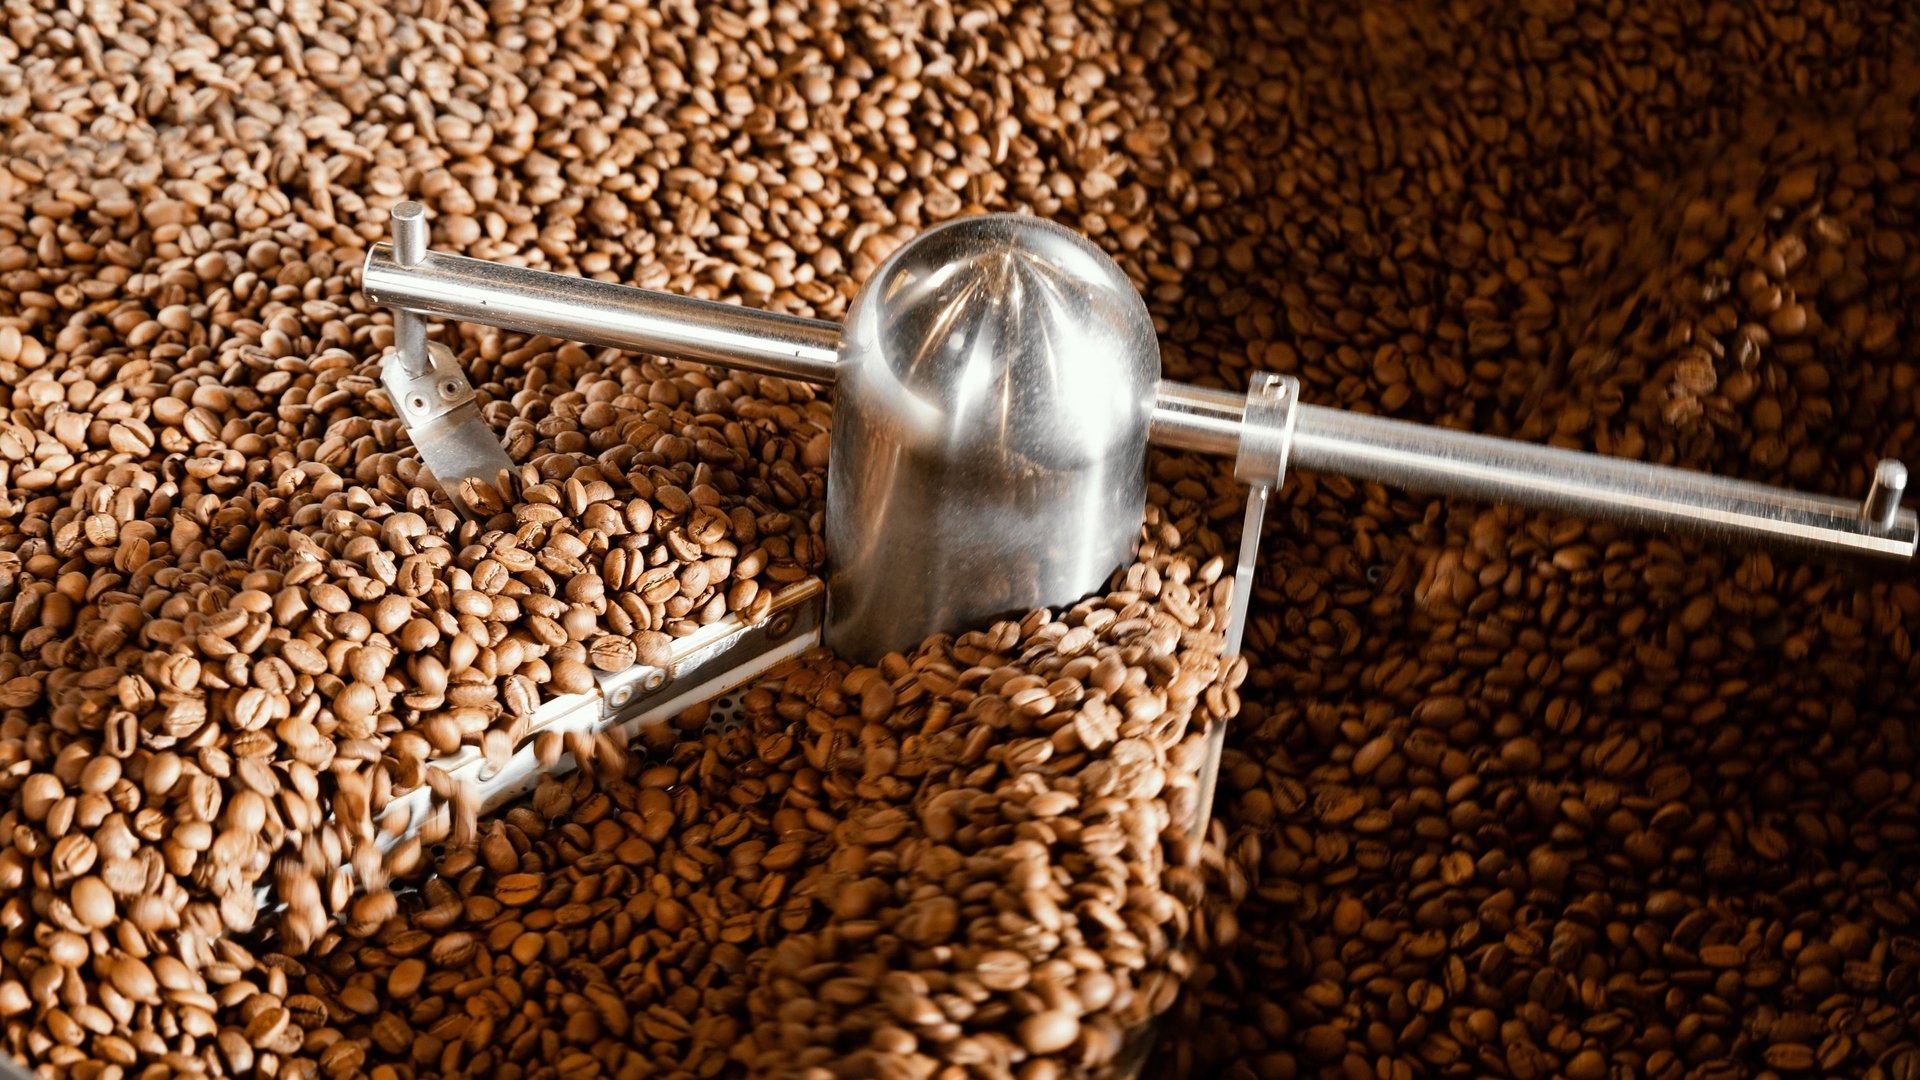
[1150, 380, 1245, 457]
[1287, 405, 1920, 562]
[363, 243, 842, 385]
[1865, 459, 1908, 530]
[1193, 479, 1268, 848]
[363, 248, 1918, 563]
[392, 202, 428, 266]
[1150, 382, 1917, 562]
[389, 205, 430, 377]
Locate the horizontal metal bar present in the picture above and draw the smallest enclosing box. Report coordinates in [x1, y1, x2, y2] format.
[365, 249, 1915, 563]
[1151, 380, 1245, 457]
[1151, 382, 1917, 563]
[363, 243, 842, 385]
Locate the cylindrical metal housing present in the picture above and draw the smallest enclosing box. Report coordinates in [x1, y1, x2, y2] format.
[391, 202, 429, 267]
[1865, 459, 1908, 531]
[823, 215, 1161, 662]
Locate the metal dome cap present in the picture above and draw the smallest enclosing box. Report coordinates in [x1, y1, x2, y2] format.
[823, 213, 1161, 663]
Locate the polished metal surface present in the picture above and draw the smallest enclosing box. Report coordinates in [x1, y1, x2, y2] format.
[363, 242, 841, 384]
[821, 214, 1161, 662]
[384, 340, 477, 427]
[389, 203, 429, 372]
[1225, 374, 1297, 657]
[391, 201, 428, 266]
[1146, 382, 1918, 562]
[1150, 379, 1245, 457]
[1232, 373, 1300, 495]
[381, 344, 517, 517]
[1865, 459, 1908, 530]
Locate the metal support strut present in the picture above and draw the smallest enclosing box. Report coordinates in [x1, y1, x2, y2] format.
[1190, 372, 1299, 849]
[377, 203, 517, 518]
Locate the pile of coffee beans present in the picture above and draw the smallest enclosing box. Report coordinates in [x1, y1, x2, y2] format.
[3, 0, 1918, 1076]
[280, 501, 1235, 1080]
[1136, 5, 1920, 1079]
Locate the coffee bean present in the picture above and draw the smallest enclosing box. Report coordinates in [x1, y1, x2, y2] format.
[1567, 1048, 1607, 1080]
[69, 876, 114, 930]
[975, 951, 1032, 992]
[634, 631, 674, 669]
[494, 872, 542, 906]
[1019, 1011, 1082, 1055]
[587, 634, 636, 673]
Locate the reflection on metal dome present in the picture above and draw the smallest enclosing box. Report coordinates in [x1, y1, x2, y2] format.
[825, 213, 1161, 663]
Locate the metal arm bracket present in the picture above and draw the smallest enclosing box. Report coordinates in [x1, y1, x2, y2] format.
[378, 340, 517, 518]
[1192, 371, 1299, 845]
[377, 201, 518, 519]
[1223, 372, 1297, 656]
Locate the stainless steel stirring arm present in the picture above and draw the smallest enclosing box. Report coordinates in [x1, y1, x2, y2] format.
[365, 211, 1915, 572]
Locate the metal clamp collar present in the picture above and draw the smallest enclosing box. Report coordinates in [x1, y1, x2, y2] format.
[1234, 371, 1300, 488]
